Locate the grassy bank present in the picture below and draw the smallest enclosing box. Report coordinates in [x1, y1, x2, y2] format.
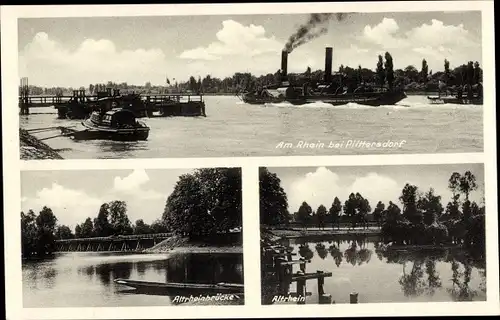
[145, 235, 242, 254]
[20, 128, 63, 160]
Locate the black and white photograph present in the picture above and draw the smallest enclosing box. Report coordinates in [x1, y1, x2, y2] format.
[260, 164, 486, 304]
[18, 10, 484, 160]
[2, 1, 498, 319]
[21, 167, 244, 307]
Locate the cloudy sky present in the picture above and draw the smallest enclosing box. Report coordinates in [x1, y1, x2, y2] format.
[21, 168, 195, 229]
[18, 11, 482, 87]
[267, 163, 485, 213]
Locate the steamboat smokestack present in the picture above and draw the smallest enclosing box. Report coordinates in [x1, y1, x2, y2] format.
[281, 50, 288, 81]
[324, 47, 333, 83]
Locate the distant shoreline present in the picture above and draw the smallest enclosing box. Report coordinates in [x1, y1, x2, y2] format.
[267, 228, 381, 238]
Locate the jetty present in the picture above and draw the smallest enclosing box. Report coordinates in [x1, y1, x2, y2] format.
[261, 235, 334, 305]
[19, 82, 207, 119]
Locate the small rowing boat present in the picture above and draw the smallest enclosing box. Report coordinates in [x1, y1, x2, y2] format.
[114, 278, 244, 295]
[72, 108, 150, 141]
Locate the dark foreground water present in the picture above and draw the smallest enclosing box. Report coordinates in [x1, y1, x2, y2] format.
[23, 252, 243, 307]
[19, 95, 483, 159]
[263, 235, 486, 304]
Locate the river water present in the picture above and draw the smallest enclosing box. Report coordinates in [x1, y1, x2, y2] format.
[19, 95, 483, 159]
[263, 235, 486, 304]
[22, 252, 244, 308]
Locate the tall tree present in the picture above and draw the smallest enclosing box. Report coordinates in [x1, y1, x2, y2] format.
[357, 65, 363, 85]
[316, 205, 327, 230]
[372, 201, 386, 227]
[355, 193, 371, 228]
[466, 61, 474, 99]
[21, 210, 38, 257]
[55, 225, 74, 239]
[35, 206, 58, 256]
[134, 219, 152, 234]
[384, 52, 395, 90]
[444, 59, 451, 84]
[328, 197, 342, 230]
[79, 217, 94, 238]
[93, 203, 112, 237]
[459, 171, 478, 201]
[164, 168, 242, 238]
[108, 201, 133, 235]
[385, 201, 402, 222]
[376, 55, 385, 88]
[448, 172, 461, 200]
[151, 219, 169, 233]
[417, 188, 444, 225]
[343, 193, 358, 229]
[259, 167, 289, 225]
[473, 61, 482, 84]
[399, 184, 422, 224]
[421, 59, 429, 83]
[296, 202, 313, 227]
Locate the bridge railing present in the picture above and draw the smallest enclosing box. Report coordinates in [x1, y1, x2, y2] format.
[55, 232, 172, 243]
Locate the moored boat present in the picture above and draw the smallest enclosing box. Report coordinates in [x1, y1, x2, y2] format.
[114, 278, 244, 295]
[427, 83, 483, 105]
[71, 108, 150, 141]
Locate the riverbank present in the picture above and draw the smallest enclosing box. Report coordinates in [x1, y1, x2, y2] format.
[144, 235, 243, 254]
[20, 128, 63, 160]
[264, 228, 381, 239]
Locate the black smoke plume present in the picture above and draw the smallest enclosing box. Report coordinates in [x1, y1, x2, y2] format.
[284, 13, 350, 53]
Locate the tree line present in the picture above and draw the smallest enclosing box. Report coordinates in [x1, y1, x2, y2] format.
[259, 168, 485, 249]
[21, 168, 242, 258]
[22, 54, 482, 96]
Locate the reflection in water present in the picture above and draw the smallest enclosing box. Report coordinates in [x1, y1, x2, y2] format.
[448, 260, 478, 301]
[298, 244, 314, 260]
[264, 235, 486, 304]
[328, 244, 343, 267]
[166, 253, 243, 284]
[399, 259, 425, 297]
[315, 244, 328, 260]
[23, 252, 243, 307]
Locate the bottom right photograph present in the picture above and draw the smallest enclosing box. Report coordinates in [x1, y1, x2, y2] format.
[259, 163, 486, 305]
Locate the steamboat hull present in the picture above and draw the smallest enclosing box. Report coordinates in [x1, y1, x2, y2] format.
[243, 91, 407, 107]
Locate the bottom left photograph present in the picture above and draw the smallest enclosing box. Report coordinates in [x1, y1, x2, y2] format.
[20, 167, 244, 308]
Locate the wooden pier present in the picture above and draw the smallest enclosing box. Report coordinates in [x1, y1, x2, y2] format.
[18, 83, 207, 118]
[262, 243, 333, 304]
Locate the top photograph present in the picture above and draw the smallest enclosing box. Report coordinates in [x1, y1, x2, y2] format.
[17, 10, 484, 160]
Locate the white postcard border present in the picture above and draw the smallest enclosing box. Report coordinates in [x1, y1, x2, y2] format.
[2, 1, 498, 319]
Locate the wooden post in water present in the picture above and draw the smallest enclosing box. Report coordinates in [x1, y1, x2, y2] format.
[299, 257, 306, 273]
[350, 292, 358, 304]
[295, 271, 306, 305]
[317, 270, 332, 304]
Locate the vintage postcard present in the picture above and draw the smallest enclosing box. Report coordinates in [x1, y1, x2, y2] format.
[20, 168, 243, 308]
[7, 4, 488, 160]
[260, 164, 486, 304]
[1, 1, 498, 320]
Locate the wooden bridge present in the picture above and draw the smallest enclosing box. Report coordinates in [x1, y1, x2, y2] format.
[55, 233, 172, 252]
